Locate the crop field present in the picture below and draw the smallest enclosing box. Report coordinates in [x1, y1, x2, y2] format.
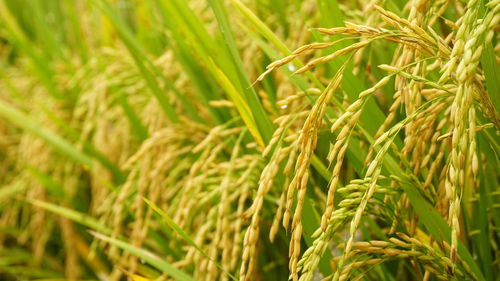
[0, 0, 499, 280]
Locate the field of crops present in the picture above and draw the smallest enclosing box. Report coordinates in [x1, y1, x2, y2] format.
[0, 0, 499, 280]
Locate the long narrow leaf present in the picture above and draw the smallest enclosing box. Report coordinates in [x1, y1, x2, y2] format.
[90, 231, 195, 281]
[0, 100, 93, 167]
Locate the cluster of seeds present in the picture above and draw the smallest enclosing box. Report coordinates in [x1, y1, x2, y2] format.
[249, 0, 499, 280]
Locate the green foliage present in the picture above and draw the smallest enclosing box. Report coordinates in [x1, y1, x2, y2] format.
[0, 0, 498, 281]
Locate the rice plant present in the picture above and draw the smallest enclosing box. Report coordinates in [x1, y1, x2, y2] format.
[0, 0, 498, 281]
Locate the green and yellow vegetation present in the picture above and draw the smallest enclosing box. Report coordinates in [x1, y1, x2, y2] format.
[0, 0, 499, 280]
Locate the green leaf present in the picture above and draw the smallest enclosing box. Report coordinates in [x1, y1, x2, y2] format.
[478, 1, 500, 114]
[90, 231, 196, 281]
[27, 166, 65, 199]
[209, 0, 274, 143]
[0, 183, 27, 202]
[0, 1, 62, 99]
[29, 200, 111, 235]
[144, 198, 237, 281]
[0, 99, 93, 167]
